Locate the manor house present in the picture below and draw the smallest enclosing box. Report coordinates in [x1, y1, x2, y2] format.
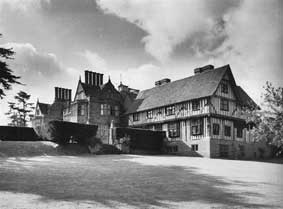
[33, 64, 268, 158]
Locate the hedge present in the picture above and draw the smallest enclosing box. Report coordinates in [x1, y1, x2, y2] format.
[116, 127, 166, 152]
[0, 126, 39, 141]
[48, 120, 98, 145]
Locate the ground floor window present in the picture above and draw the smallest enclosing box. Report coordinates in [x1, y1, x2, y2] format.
[191, 118, 203, 136]
[219, 144, 229, 158]
[168, 122, 180, 138]
[192, 144, 198, 151]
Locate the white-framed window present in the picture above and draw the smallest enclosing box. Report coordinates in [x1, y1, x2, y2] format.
[101, 104, 111, 115]
[168, 122, 180, 138]
[146, 110, 153, 119]
[78, 104, 85, 116]
[165, 105, 175, 116]
[191, 119, 203, 136]
[133, 113, 139, 121]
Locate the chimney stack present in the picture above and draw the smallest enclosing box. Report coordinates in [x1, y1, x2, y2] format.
[84, 70, 104, 86]
[155, 78, 171, 87]
[194, 65, 214, 75]
[55, 87, 72, 101]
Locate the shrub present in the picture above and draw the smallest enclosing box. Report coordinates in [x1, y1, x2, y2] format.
[48, 120, 98, 145]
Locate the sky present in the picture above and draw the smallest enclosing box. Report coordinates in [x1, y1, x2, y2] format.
[0, 0, 282, 125]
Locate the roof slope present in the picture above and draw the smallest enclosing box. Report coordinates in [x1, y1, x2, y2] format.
[234, 86, 259, 109]
[127, 65, 230, 113]
[38, 102, 50, 115]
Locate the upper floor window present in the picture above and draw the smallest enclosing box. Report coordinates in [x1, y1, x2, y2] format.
[78, 104, 86, 116]
[133, 113, 139, 121]
[146, 110, 153, 119]
[101, 104, 110, 115]
[110, 105, 120, 117]
[168, 122, 180, 138]
[236, 126, 243, 138]
[165, 105, 175, 116]
[192, 100, 200, 111]
[221, 82, 228, 94]
[191, 119, 203, 136]
[220, 99, 229, 111]
[224, 125, 231, 137]
[213, 123, 220, 135]
[180, 103, 188, 111]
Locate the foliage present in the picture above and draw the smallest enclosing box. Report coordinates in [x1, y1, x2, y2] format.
[6, 91, 34, 127]
[251, 82, 283, 156]
[48, 120, 98, 145]
[0, 33, 21, 99]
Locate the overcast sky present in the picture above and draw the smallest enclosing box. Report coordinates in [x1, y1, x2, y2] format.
[0, 0, 282, 125]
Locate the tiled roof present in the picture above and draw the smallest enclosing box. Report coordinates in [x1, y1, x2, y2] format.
[80, 82, 100, 96]
[38, 102, 50, 115]
[126, 65, 237, 114]
[234, 86, 259, 110]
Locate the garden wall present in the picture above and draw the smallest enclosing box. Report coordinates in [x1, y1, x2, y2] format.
[0, 126, 39, 141]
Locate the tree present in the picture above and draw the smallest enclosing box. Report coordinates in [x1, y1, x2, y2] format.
[0, 33, 21, 99]
[251, 82, 283, 156]
[6, 91, 34, 127]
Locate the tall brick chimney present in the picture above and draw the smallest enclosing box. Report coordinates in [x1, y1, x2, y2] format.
[84, 70, 104, 86]
[54, 87, 72, 101]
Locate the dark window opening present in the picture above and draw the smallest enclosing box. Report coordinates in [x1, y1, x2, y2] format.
[192, 100, 200, 111]
[224, 126, 231, 137]
[192, 144, 198, 151]
[220, 99, 229, 111]
[133, 113, 139, 121]
[236, 127, 243, 138]
[221, 82, 228, 94]
[154, 124, 162, 131]
[213, 123, 220, 135]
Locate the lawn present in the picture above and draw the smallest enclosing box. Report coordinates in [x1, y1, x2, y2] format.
[0, 155, 282, 209]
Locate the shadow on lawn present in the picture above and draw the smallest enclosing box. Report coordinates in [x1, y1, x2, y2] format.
[0, 155, 273, 208]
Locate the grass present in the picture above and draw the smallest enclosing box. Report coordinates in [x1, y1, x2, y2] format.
[0, 154, 282, 209]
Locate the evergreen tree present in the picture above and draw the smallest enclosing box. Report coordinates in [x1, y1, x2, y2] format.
[6, 91, 34, 127]
[0, 33, 21, 99]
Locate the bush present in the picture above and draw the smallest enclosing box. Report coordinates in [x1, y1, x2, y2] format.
[48, 120, 98, 145]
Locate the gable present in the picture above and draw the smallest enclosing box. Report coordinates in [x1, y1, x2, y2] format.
[214, 71, 237, 100]
[74, 81, 87, 101]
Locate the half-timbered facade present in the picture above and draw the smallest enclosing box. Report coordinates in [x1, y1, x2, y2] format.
[126, 65, 268, 158]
